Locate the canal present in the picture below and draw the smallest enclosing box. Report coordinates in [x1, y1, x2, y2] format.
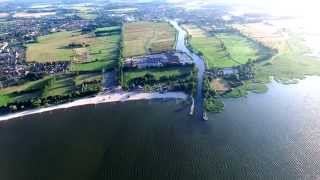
[170, 20, 206, 120]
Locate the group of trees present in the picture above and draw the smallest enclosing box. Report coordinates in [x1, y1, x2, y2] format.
[203, 76, 224, 113]
[124, 66, 197, 95]
[0, 76, 102, 113]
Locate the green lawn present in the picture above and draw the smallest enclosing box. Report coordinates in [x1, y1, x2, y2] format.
[0, 73, 103, 107]
[216, 33, 258, 64]
[71, 61, 111, 72]
[42, 75, 75, 98]
[189, 32, 259, 69]
[0, 94, 11, 107]
[74, 73, 102, 86]
[0, 77, 51, 107]
[0, 75, 71, 107]
[190, 37, 237, 68]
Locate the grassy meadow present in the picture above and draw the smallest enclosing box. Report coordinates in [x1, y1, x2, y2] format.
[26, 31, 75, 62]
[223, 25, 320, 98]
[255, 34, 320, 83]
[70, 32, 120, 72]
[0, 77, 51, 107]
[0, 72, 103, 107]
[42, 74, 75, 98]
[122, 22, 176, 58]
[26, 26, 120, 72]
[68, 4, 97, 20]
[185, 25, 259, 69]
[233, 22, 320, 82]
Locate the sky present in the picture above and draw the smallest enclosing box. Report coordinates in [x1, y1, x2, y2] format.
[167, 0, 319, 17]
[1, 0, 319, 18]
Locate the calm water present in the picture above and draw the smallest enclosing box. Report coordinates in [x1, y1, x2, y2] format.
[1, 77, 320, 180]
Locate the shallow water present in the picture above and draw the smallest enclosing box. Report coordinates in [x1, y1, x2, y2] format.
[1, 77, 320, 180]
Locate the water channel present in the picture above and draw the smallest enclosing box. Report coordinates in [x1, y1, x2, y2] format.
[170, 20, 206, 119]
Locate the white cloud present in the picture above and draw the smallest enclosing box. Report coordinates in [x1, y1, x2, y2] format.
[168, 0, 320, 18]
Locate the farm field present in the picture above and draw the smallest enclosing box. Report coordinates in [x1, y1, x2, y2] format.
[122, 22, 176, 58]
[185, 25, 259, 69]
[67, 3, 97, 20]
[27, 27, 120, 72]
[233, 23, 289, 52]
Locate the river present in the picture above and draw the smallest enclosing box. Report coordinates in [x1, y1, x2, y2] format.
[1, 77, 320, 179]
[170, 20, 206, 119]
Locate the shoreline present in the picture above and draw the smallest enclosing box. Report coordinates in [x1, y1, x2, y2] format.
[0, 91, 188, 121]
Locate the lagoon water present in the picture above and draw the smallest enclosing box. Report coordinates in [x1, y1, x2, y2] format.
[1, 77, 320, 179]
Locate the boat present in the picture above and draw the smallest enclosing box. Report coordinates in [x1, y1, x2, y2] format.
[203, 111, 208, 121]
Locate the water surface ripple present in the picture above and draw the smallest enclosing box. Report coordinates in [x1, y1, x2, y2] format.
[0, 77, 320, 180]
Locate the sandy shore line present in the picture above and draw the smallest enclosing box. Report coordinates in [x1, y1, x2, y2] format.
[0, 91, 188, 121]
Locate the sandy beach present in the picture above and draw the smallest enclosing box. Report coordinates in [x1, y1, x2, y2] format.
[0, 91, 188, 121]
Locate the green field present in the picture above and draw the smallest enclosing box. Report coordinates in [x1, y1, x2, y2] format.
[26, 27, 120, 72]
[122, 22, 176, 58]
[42, 75, 75, 98]
[188, 29, 259, 68]
[95, 26, 121, 33]
[2, 26, 119, 107]
[26, 31, 75, 62]
[68, 4, 97, 20]
[70, 32, 120, 72]
[222, 32, 320, 98]
[0, 77, 51, 107]
[254, 34, 320, 83]
[0, 73, 102, 107]
[74, 73, 102, 86]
